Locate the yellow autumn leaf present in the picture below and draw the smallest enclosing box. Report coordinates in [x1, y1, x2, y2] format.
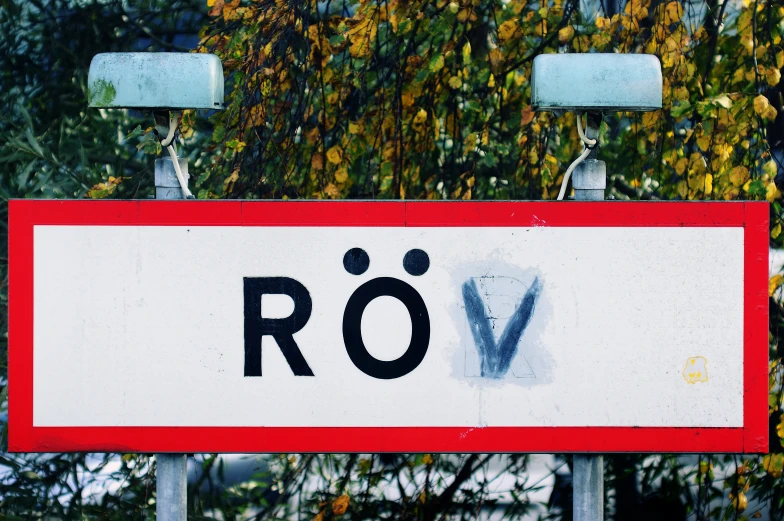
[730, 491, 747, 512]
[675, 157, 689, 175]
[462, 41, 472, 63]
[223, 169, 239, 194]
[754, 94, 771, 116]
[689, 152, 706, 175]
[332, 494, 350, 515]
[413, 108, 427, 125]
[664, 1, 683, 24]
[422, 453, 434, 465]
[763, 159, 778, 177]
[625, 0, 649, 19]
[222, 0, 240, 21]
[729, 166, 750, 187]
[498, 20, 518, 41]
[247, 105, 265, 128]
[489, 48, 504, 70]
[533, 18, 547, 36]
[448, 76, 462, 89]
[326, 145, 343, 165]
[697, 136, 710, 152]
[772, 223, 782, 239]
[642, 111, 659, 127]
[464, 133, 477, 155]
[767, 181, 781, 202]
[713, 142, 732, 162]
[312, 153, 324, 170]
[313, 511, 325, 521]
[704, 173, 713, 194]
[763, 453, 784, 477]
[208, 0, 224, 16]
[776, 414, 784, 439]
[335, 167, 349, 183]
[348, 18, 377, 57]
[767, 68, 782, 86]
[770, 274, 783, 297]
[558, 26, 574, 43]
[323, 183, 340, 198]
[87, 176, 123, 199]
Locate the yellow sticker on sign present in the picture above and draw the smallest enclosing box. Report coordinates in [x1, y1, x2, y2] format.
[683, 356, 709, 384]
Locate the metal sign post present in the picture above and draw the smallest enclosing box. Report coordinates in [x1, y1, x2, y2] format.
[157, 454, 187, 521]
[154, 155, 189, 521]
[570, 115, 605, 521]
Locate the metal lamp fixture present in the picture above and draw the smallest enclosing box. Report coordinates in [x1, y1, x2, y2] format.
[531, 53, 663, 200]
[88, 52, 225, 199]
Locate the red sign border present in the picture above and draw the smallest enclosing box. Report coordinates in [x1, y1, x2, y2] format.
[8, 200, 769, 453]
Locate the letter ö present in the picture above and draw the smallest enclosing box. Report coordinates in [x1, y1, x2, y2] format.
[243, 248, 431, 378]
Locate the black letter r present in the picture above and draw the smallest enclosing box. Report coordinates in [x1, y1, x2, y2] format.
[243, 277, 314, 376]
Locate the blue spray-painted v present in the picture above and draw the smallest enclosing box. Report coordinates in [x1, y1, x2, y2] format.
[462, 277, 542, 378]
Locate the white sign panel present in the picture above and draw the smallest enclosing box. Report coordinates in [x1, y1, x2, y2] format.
[9, 201, 768, 453]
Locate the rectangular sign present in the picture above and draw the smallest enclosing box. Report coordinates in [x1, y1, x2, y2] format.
[9, 200, 768, 453]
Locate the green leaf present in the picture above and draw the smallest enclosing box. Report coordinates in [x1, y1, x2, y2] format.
[670, 100, 692, 119]
[428, 54, 444, 73]
[748, 179, 766, 198]
[481, 152, 498, 167]
[123, 125, 144, 142]
[213, 124, 226, 143]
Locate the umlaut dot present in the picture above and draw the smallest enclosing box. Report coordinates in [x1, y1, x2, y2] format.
[343, 247, 370, 275]
[403, 249, 429, 276]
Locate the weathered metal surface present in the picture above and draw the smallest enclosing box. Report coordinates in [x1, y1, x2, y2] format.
[531, 53, 662, 112]
[88, 53, 224, 110]
[156, 454, 187, 521]
[572, 124, 606, 520]
[155, 157, 189, 200]
[573, 117, 606, 200]
[154, 159, 188, 521]
[572, 161, 606, 189]
[574, 455, 604, 521]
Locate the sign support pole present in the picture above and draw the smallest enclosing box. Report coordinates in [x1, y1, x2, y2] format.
[154, 155, 189, 521]
[571, 113, 605, 521]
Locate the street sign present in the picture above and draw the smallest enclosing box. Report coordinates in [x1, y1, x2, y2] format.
[9, 200, 768, 453]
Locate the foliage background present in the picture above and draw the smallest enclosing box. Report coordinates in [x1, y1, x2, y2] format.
[2, 0, 784, 519]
